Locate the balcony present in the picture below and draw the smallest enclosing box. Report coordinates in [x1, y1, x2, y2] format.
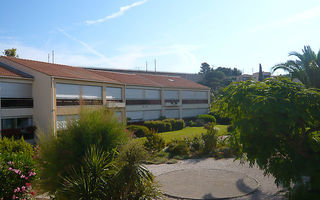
[164, 99, 180, 107]
[106, 100, 125, 108]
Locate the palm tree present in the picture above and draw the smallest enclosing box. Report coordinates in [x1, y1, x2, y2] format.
[272, 46, 320, 88]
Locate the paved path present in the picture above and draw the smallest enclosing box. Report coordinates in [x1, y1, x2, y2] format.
[146, 158, 285, 200]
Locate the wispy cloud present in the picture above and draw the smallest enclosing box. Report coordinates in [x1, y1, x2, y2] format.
[57, 28, 109, 62]
[249, 5, 320, 32]
[85, 0, 147, 25]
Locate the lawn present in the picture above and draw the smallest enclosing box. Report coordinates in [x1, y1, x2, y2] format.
[136, 125, 229, 144]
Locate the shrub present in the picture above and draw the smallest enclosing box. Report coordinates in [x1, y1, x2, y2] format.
[202, 123, 218, 154]
[163, 119, 185, 131]
[112, 141, 162, 199]
[0, 138, 37, 200]
[38, 108, 129, 195]
[144, 130, 165, 153]
[127, 125, 150, 138]
[59, 145, 115, 199]
[227, 125, 234, 132]
[197, 114, 216, 124]
[144, 120, 171, 133]
[189, 136, 204, 152]
[209, 111, 231, 125]
[166, 139, 190, 157]
[0, 137, 34, 157]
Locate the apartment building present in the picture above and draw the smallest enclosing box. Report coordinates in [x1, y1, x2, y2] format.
[0, 63, 34, 139]
[0, 56, 210, 137]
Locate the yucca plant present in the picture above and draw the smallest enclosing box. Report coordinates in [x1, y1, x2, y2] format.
[58, 145, 116, 200]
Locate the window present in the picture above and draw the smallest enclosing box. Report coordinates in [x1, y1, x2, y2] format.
[1, 117, 34, 139]
[164, 90, 179, 100]
[56, 115, 79, 130]
[106, 87, 122, 101]
[56, 83, 103, 106]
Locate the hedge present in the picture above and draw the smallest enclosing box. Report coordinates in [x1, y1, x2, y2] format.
[163, 119, 185, 131]
[144, 120, 172, 133]
[127, 125, 150, 138]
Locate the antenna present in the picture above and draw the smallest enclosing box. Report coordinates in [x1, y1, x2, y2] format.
[52, 50, 54, 63]
[154, 59, 157, 72]
[146, 61, 148, 72]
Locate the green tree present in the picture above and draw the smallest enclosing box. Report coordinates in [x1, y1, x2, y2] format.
[215, 78, 320, 199]
[3, 48, 18, 57]
[258, 63, 263, 81]
[272, 45, 320, 88]
[199, 62, 211, 74]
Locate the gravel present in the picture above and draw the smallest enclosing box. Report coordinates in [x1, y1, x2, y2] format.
[146, 158, 286, 200]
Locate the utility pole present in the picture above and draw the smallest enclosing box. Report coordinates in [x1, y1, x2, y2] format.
[146, 61, 148, 72]
[52, 50, 54, 64]
[154, 59, 157, 72]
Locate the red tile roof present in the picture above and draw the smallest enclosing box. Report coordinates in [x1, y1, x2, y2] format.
[0, 56, 209, 89]
[91, 70, 209, 89]
[1, 56, 120, 84]
[89, 70, 162, 87]
[0, 63, 31, 79]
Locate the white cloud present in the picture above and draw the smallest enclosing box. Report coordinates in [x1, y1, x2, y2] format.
[249, 5, 320, 32]
[85, 0, 148, 25]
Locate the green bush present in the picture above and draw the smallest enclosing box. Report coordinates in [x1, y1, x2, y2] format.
[189, 136, 204, 152]
[60, 142, 161, 200]
[112, 141, 162, 199]
[144, 130, 165, 153]
[166, 139, 190, 157]
[197, 114, 216, 124]
[38, 108, 129, 195]
[202, 123, 218, 154]
[59, 145, 115, 199]
[0, 137, 34, 157]
[227, 125, 234, 132]
[127, 125, 150, 138]
[0, 138, 37, 200]
[144, 120, 171, 133]
[163, 119, 185, 131]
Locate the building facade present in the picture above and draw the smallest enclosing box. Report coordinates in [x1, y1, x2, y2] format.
[0, 56, 210, 137]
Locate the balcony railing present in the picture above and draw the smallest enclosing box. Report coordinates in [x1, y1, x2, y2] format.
[126, 100, 161, 105]
[1, 126, 36, 140]
[1, 98, 33, 108]
[182, 99, 208, 104]
[56, 99, 103, 106]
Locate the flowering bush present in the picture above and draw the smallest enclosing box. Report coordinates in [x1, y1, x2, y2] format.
[0, 138, 37, 200]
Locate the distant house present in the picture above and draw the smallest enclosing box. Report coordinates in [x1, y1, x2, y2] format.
[0, 56, 210, 137]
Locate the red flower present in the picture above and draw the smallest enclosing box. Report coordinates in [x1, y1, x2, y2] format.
[25, 183, 31, 187]
[31, 191, 34, 196]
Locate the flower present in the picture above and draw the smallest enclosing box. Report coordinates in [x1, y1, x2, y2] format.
[12, 195, 16, 199]
[8, 161, 13, 165]
[20, 175, 25, 179]
[25, 183, 31, 187]
[8, 167, 12, 170]
[31, 191, 34, 196]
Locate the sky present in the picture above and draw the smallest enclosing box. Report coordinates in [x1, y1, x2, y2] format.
[1, 0, 320, 74]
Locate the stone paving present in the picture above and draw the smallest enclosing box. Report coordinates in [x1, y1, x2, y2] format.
[146, 158, 285, 200]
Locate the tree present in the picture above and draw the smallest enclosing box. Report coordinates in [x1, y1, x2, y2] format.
[199, 62, 242, 94]
[3, 48, 18, 57]
[272, 45, 320, 88]
[215, 78, 320, 199]
[200, 62, 211, 74]
[258, 63, 263, 81]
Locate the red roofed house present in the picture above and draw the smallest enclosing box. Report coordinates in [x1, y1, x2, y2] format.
[0, 56, 210, 138]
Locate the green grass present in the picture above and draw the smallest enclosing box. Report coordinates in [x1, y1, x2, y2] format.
[136, 125, 229, 144]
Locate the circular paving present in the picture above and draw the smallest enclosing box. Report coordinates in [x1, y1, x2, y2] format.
[156, 169, 259, 199]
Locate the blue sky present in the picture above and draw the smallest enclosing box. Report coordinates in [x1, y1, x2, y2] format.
[1, 0, 320, 74]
